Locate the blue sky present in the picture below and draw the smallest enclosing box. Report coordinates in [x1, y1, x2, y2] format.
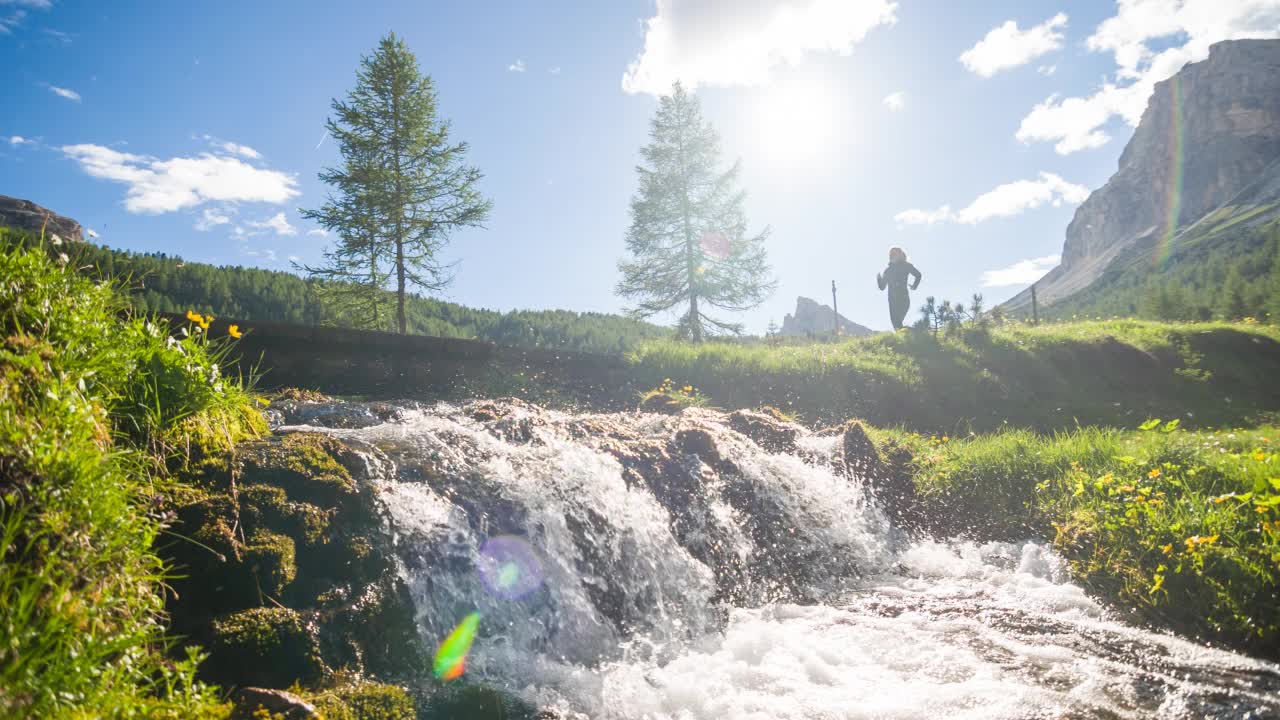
[3, 0, 1278, 331]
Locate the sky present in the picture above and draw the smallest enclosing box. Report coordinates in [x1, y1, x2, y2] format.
[3, 0, 1280, 332]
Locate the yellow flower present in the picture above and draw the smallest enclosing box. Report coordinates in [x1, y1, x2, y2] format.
[1118, 485, 1136, 493]
[1211, 494, 1235, 504]
[1099, 473, 1114, 485]
[228, 324, 242, 339]
[186, 309, 204, 325]
[941, 436, 950, 443]
[198, 314, 212, 330]
[1254, 451, 1268, 462]
[1160, 543, 1173, 555]
[1147, 468, 1161, 479]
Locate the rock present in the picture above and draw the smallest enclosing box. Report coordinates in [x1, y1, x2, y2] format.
[840, 420, 920, 530]
[1003, 39, 1280, 312]
[727, 408, 799, 453]
[231, 687, 320, 720]
[0, 195, 84, 241]
[780, 297, 872, 337]
[206, 607, 325, 688]
[638, 392, 685, 414]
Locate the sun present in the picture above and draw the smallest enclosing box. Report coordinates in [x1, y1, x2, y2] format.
[750, 80, 841, 172]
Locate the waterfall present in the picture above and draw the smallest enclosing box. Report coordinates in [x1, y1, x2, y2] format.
[275, 399, 1280, 720]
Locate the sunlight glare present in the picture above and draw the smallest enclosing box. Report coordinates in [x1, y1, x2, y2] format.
[750, 80, 840, 172]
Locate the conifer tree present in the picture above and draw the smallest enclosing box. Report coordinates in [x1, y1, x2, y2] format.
[302, 33, 491, 334]
[617, 82, 775, 341]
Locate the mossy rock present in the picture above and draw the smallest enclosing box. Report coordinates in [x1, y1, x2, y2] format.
[306, 680, 415, 720]
[206, 607, 324, 688]
[243, 530, 297, 598]
[240, 433, 358, 507]
[319, 579, 427, 679]
[422, 685, 549, 720]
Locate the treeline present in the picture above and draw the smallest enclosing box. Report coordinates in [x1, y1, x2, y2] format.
[1044, 221, 1280, 322]
[0, 229, 670, 354]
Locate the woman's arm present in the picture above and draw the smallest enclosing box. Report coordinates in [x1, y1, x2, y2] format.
[909, 264, 922, 290]
[877, 272, 886, 291]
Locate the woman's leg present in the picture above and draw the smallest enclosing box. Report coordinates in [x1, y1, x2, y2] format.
[889, 293, 910, 329]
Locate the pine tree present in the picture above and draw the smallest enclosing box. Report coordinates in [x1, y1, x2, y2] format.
[617, 82, 775, 341]
[1217, 268, 1249, 320]
[302, 33, 491, 334]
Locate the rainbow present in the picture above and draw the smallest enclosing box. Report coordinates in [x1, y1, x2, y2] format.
[1155, 74, 1184, 267]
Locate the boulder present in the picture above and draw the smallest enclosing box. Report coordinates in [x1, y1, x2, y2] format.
[231, 687, 319, 720]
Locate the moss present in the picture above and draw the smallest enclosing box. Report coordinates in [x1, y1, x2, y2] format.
[207, 607, 324, 688]
[240, 433, 357, 507]
[243, 530, 297, 598]
[306, 679, 415, 720]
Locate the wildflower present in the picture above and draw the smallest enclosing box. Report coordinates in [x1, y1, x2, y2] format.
[1098, 473, 1114, 485]
[941, 436, 950, 443]
[1254, 451, 1268, 462]
[186, 309, 204, 325]
[1160, 543, 1173, 555]
[1211, 494, 1234, 504]
[1257, 505, 1270, 515]
[228, 324, 242, 339]
[1148, 468, 1161, 479]
[198, 314, 212, 330]
[57, 252, 69, 264]
[1118, 485, 1136, 493]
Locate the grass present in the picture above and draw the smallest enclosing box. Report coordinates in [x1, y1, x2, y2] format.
[0, 231, 261, 717]
[882, 420, 1280, 657]
[626, 319, 1280, 430]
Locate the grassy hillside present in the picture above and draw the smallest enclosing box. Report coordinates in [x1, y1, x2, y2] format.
[1041, 209, 1280, 323]
[623, 320, 1280, 431]
[0, 228, 671, 355]
[874, 420, 1280, 658]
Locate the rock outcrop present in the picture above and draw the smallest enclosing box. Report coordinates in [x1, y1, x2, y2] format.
[780, 296, 872, 337]
[0, 195, 83, 241]
[1004, 39, 1280, 312]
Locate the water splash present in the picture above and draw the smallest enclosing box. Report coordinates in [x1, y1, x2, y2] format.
[279, 400, 1280, 719]
[1157, 73, 1185, 267]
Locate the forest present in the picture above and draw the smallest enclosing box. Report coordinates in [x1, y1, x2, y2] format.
[0, 229, 670, 355]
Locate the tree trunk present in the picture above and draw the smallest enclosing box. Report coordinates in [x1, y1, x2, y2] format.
[395, 237, 406, 334]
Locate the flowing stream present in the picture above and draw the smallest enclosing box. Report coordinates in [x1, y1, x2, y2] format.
[274, 399, 1280, 720]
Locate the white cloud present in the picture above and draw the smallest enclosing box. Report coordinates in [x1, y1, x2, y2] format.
[8, 135, 30, 146]
[43, 28, 71, 43]
[893, 205, 953, 225]
[86, 228, 99, 239]
[882, 91, 904, 111]
[48, 85, 81, 102]
[1038, 64, 1057, 75]
[549, 66, 562, 75]
[195, 206, 233, 231]
[960, 13, 1067, 78]
[245, 248, 279, 262]
[0, 1, 54, 8]
[0, 12, 23, 34]
[1017, 0, 1280, 154]
[508, 59, 526, 72]
[622, 0, 898, 95]
[199, 134, 262, 159]
[896, 172, 1090, 226]
[306, 228, 329, 237]
[62, 143, 300, 214]
[981, 254, 1061, 287]
[247, 211, 296, 236]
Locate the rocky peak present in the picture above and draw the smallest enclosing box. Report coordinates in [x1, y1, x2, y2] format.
[1004, 39, 1280, 311]
[780, 296, 872, 337]
[0, 195, 84, 242]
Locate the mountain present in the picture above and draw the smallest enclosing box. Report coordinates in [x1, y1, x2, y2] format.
[0, 195, 84, 241]
[780, 296, 873, 337]
[1004, 40, 1280, 317]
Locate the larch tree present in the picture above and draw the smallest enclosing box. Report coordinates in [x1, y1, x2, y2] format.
[302, 32, 491, 334]
[617, 82, 775, 341]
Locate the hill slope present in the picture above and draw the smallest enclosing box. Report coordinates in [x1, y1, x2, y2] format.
[0, 228, 671, 354]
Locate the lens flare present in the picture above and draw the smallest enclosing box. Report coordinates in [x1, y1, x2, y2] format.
[1156, 74, 1184, 267]
[478, 535, 544, 600]
[700, 230, 731, 261]
[433, 612, 481, 681]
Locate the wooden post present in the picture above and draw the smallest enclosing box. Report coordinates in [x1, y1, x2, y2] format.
[831, 280, 839, 338]
[1031, 284, 1040, 326]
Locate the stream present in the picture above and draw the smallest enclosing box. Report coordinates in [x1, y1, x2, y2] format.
[273, 399, 1280, 719]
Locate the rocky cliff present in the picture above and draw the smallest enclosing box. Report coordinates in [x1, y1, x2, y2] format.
[1004, 39, 1280, 312]
[780, 296, 872, 337]
[0, 195, 83, 241]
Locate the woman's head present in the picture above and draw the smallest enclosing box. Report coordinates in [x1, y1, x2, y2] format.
[889, 246, 907, 263]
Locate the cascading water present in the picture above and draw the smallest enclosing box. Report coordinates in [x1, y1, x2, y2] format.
[273, 399, 1280, 719]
